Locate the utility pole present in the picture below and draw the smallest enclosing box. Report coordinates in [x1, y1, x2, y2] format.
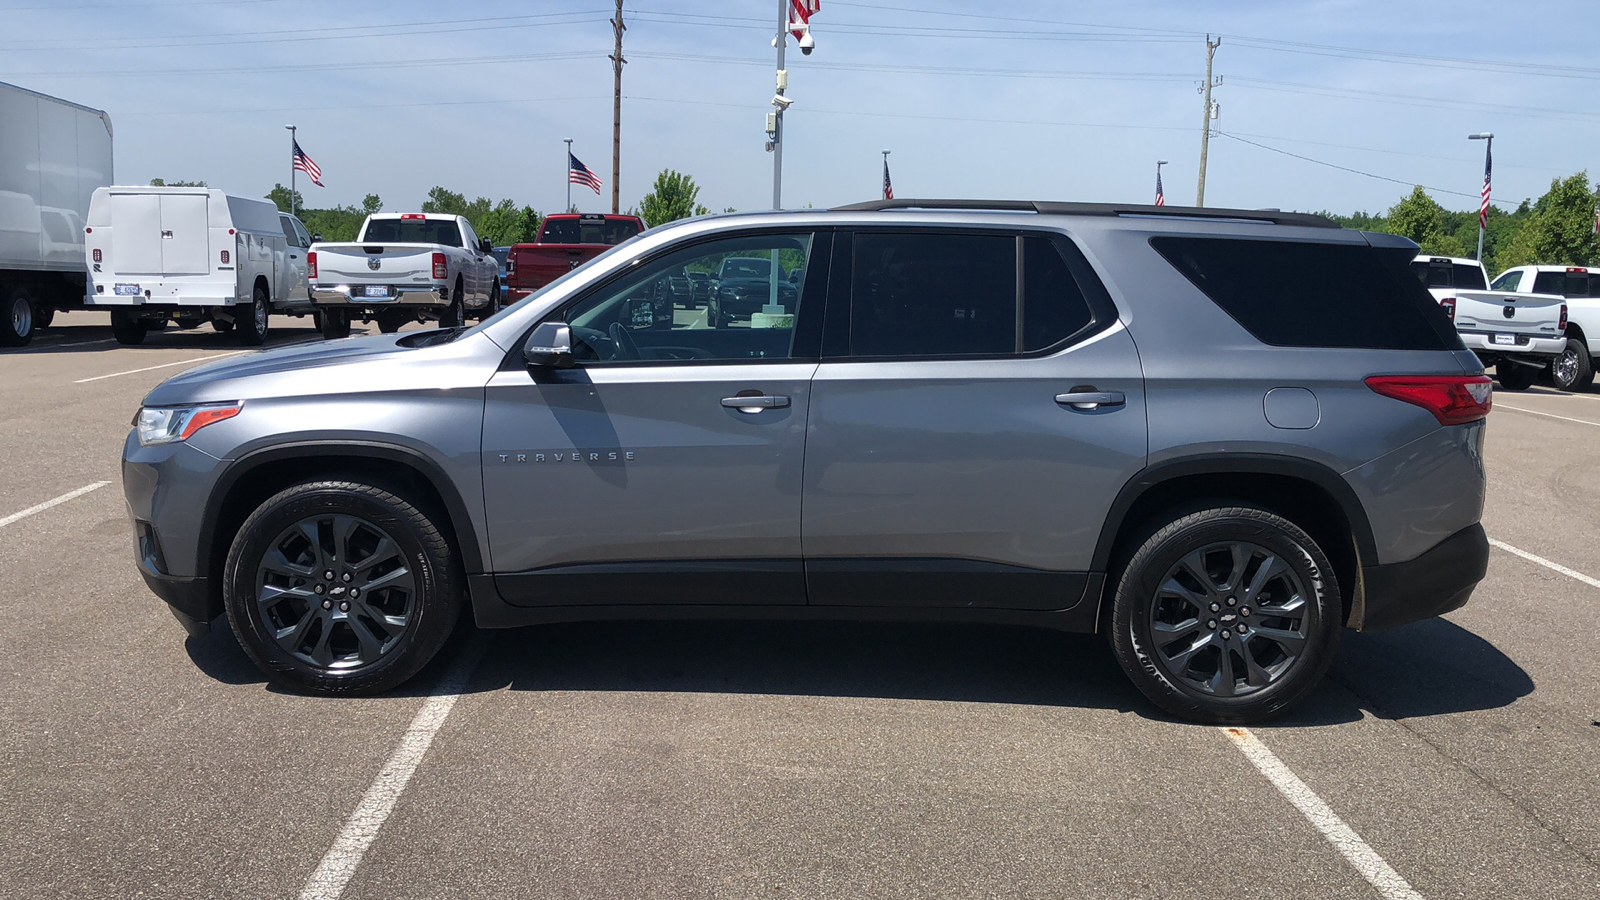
[285, 125, 297, 216]
[1196, 35, 1221, 208]
[609, 0, 625, 215]
[564, 138, 574, 213]
[772, 0, 787, 210]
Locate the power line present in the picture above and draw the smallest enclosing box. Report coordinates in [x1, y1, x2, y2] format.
[1216, 132, 1508, 205]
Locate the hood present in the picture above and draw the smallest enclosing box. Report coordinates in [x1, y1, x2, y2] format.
[142, 329, 490, 407]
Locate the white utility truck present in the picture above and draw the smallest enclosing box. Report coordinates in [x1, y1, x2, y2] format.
[84, 186, 308, 346]
[0, 80, 114, 346]
[1490, 265, 1600, 391]
[308, 212, 500, 339]
[1410, 254, 1566, 391]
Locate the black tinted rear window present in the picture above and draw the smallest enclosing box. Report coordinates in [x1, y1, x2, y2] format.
[362, 218, 462, 247]
[1152, 237, 1458, 350]
[1409, 261, 1488, 290]
[540, 218, 642, 245]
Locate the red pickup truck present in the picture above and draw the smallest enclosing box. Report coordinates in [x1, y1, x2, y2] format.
[506, 213, 645, 302]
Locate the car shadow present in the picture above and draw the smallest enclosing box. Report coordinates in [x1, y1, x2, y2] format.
[183, 626, 267, 687]
[7, 314, 333, 354]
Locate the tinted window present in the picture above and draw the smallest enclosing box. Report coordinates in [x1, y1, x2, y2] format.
[1151, 237, 1457, 350]
[1409, 260, 1486, 290]
[292, 219, 312, 248]
[1490, 270, 1522, 291]
[563, 233, 814, 363]
[362, 218, 462, 247]
[540, 217, 642, 245]
[851, 232, 1015, 357]
[1454, 263, 1486, 290]
[1532, 272, 1567, 295]
[279, 217, 298, 244]
[1023, 237, 1094, 351]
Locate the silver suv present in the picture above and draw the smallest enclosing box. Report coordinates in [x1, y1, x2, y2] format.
[123, 200, 1492, 724]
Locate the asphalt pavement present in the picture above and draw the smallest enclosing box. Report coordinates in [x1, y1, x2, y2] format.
[2, 311, 1598, 899]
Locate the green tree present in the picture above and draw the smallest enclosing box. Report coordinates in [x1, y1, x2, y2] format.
[517, 205, 542, 243]
[298, 206, 365, 242]
[361, 193, 382, 215]
[476, 198, 531, 246]
[1498, 171, 1599, 270]
[420, 186, 468, 217]
[149, 178, 206, 187]
[266, 183, 304, 214]
[639, 169, 709, 227]
[1380, 186, 1469, 258]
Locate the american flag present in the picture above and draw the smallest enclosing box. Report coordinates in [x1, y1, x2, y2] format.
[1479, 143, 1492, 230]
[292, 140, 323, 187]
[569, 152, 602, 196]
[1155, 170, 1165, 206]
[790, 0, 819, 39]
[882, 157, 893, 200]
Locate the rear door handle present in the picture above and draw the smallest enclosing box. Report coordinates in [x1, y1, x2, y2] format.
[1055, 390, 1125, 410]
[721, 394, 791, 413]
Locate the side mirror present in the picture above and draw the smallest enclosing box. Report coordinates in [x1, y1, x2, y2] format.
[523, 322, 574, 369]
[479, 237, 493, 253]
[311, 233, 323, 243]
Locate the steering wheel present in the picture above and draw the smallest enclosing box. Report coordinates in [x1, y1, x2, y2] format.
[608, 321, 640, 360]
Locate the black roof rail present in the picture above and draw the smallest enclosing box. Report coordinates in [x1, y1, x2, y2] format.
[830, 198, 1339, 229]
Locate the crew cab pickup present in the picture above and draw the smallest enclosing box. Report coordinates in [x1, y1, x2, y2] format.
[1490, 265, 1600, 391]
[1410, 254, 1566, 390]
[505, 213, 644, 303]
[308, 213, 500, 339]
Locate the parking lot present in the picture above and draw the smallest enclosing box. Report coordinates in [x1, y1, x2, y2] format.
[2, 312, 1598, 899]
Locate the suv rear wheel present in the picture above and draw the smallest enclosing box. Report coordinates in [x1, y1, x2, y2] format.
[1109, 506, 1341, 724]
[223, 480, 462, 695]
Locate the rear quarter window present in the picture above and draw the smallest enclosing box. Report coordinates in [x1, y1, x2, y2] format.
[1151, 236, 1458, 351]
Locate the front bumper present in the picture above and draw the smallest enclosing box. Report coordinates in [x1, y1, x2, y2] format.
[1457, 332, 1565, 357]
[1356, 523, 1488, 630]
[312, 285, 446, 307]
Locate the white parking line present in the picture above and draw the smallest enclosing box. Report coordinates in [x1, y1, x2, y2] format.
[1488, 538, 1600, 590]
[73, 351, 247, 384]
[1223, 727, 1424, 900]
[1494, 404, 1600, 428]
[0, 482, 111, 529]
[298, 635, 489, 900]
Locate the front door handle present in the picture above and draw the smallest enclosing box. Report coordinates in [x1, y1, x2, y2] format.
[721, 394, 791, 413]
[1055, 390, 1126, 410]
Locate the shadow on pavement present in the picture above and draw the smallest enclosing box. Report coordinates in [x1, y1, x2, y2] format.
[7, 320, 328, 354]
[183, 626, 267, 687]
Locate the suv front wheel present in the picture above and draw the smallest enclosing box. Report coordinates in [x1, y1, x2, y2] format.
[1109, 506, 1341, 724]
[223, 480, 462, 695]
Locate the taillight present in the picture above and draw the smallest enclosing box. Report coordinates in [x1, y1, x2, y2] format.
[402, 213, 426, 220]
[432, 252, 447, 280]
[1560, 304, 1568, 330]
[219, 249, 229, 264]
[1366, 375, 1493, 426]
[1439, 297, 1455, 321]
[507, 255, 515, 275]
[92, 248, 101, 263]
[307, 251, 317, 280]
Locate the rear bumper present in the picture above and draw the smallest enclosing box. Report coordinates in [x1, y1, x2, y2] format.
[312, 285, 446, 307]
[1355, 523, 1488, 631]
[1458, 332, 1565, 357]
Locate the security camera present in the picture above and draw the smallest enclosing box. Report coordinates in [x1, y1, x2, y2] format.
[772, 94, 793, 111]
[798, 32, 815, 54]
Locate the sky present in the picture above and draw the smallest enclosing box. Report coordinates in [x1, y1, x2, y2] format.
[2, 0, 1595, 219]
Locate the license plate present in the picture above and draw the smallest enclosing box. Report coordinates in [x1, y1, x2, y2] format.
[1492, 334, 1516, 346]
[114, 283, 140, 296]
[363, 285, 390, 298]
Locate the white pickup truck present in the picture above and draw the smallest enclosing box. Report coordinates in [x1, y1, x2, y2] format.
[1490, 265, 1600, 391]
[1410, 254, 1566, 390]
[308, 213, 501, 339]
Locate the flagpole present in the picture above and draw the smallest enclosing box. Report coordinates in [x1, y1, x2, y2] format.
[564, 138, 573, 213]
[1156, 159, 1167, 205]
[285, 124, 296, 216]
[882, 149, 890, 199]
[1469, 132, 1493, 262]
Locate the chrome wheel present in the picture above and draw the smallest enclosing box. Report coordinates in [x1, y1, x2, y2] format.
[253, 295, 268, 333]
[1147, 541, 1310, 697]
[1554, 346, 1580, 388]
[254, 513, 417, 671]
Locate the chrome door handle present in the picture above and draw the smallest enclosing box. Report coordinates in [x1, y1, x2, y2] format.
[721, 394, 791, 413]
[1055, 390, 1125, 410]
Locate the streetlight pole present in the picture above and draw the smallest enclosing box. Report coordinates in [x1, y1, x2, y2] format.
[772, 0, 787, 210]
[285, 125, 296, 216]
[564, 138, 574, 213]
[1469, 132, 1493, 262]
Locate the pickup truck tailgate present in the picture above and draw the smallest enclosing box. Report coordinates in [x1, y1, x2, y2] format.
[1454, 289, 1565, 336]
[313, 243, 436, 283]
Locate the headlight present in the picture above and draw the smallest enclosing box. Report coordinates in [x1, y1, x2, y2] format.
[135, 402, 243, 446]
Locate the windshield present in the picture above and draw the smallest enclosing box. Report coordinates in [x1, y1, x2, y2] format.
[539, 217, 642, 245]
[361, 218, 463, 247]
[719, 257, 772, 279]
[491, 248, 510, 268]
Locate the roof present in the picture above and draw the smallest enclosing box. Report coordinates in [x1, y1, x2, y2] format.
[831, 198, 1339, 229]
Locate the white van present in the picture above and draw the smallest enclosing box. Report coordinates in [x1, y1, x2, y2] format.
[84, 186, 308, 345]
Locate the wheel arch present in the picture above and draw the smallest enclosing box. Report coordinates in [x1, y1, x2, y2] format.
[1091, 455, 1375, 625]
[253, 273, 270, 300]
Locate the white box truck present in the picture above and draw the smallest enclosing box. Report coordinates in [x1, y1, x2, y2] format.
[84, 186, 308, 346]
[0, 80, 113, 346]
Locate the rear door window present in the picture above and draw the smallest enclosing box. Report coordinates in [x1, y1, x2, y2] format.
[1490, 270, 1522, 291]
[1532, 271, 1568, 295]
[1151, 236, 1457, 350]
[362, 218, 462, 247]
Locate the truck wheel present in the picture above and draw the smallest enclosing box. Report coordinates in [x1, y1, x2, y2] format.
[1553, 338, 1595, 392]
[1496, 363, 1537, 391]
[222, 479, 463, 695]
[1108, 505, 1341, 725]
[110, 308, 148, 346]
[212, 318, 234, 333]
[376, 310, 408, 334]
[1, 287, 36, 347]
[441, 282, 465, 328]
[35, 306, 54, 330]
[235, 287, 269, 346]
[320, 308, 351, 340]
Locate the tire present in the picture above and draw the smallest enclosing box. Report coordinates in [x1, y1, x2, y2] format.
[110, 308, 148, 346]
[222, 479, 463, 695]
[1495, 362, 1537, 391]
[35, 306, 54, 329]
[175, 320, 200, 330]
[1552, 337, 1595, 392]
[376, 310, 407, 334]
[320, 308, 351, 340]
[1108, 505, 1342, 725]
[1, 287, 36, 347]
[235, 286, 269, 346]
[440, 281, 465, 328]
[213, 317, 235, 333]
